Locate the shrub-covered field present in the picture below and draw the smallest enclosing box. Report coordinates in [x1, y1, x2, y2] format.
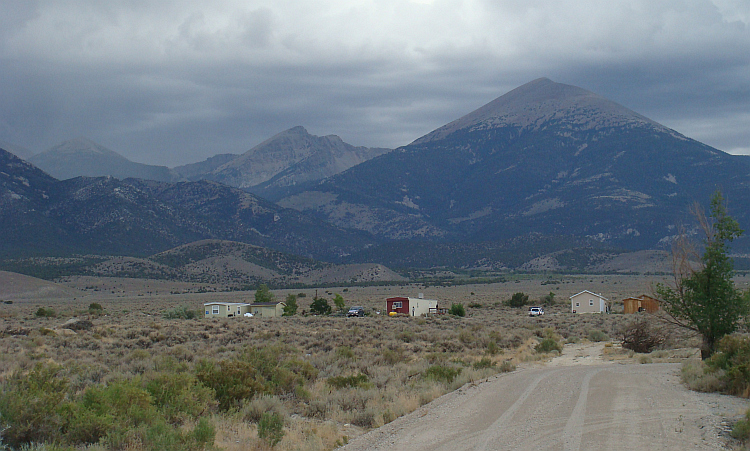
[0, 276, 700, 450]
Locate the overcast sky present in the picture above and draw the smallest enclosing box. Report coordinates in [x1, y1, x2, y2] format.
[1, 0, 749, 166]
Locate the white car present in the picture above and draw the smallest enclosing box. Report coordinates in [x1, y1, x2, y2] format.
[528, 307, 544, 317]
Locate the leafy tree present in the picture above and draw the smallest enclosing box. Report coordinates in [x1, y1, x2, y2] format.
[255, 284, 275, 304]
[540, 292, 556, 306]
[333, 294, 346, 313]
[283, 294, 298, 316]
[309, 297, 331, 315]
[506, 292, 529, 308]
[657, 191, 749, 359]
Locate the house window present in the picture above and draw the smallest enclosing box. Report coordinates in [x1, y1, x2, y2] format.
[212, 306, 219, 314]
[590, 300, 594, 306]
[575, 302, 580, 307]
[392, 301, 402, 309]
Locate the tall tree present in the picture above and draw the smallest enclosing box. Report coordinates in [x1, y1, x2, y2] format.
[657, 191, 748, 359]
[283, 294, 298, 316]
[255, 284, 275, 304]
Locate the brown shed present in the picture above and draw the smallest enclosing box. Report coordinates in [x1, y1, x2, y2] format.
[623, 295, 660, 314]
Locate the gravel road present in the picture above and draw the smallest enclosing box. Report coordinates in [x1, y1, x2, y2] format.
[343, 345, 750, 450]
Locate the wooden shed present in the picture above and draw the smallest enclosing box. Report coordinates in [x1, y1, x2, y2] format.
[623, 295, 660, 314]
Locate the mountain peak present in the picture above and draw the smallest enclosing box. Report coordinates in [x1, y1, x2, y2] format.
[40, 137, 125, 159]
[412, 78, 666, 144]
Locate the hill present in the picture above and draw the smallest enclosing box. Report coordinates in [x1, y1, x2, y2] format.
[29, 137, 178, 182]
[0, 240, 405, 287]
[0, 141, 34, 160]
[0, 149, 375, 260]
[279, 78, 750, 254]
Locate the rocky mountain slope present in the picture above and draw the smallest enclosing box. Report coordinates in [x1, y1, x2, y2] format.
[279, 78, 750, 252]
[29, 137, 178, 182]
[200, 126, 390, 199]
[0, 140, 34, 160]
[1, 148, 374, 259]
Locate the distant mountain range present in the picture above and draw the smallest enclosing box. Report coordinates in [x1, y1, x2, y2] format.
[2, 78, 750, 273]
[184, 126, 391, 199]
[0, 148, 373, 260]
[0, 140, 34, 160]
[29, 137, 179, 182]
[279, 78, 750, 253]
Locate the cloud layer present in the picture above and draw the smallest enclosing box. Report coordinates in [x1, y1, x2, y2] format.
[1, 0, 749, 165]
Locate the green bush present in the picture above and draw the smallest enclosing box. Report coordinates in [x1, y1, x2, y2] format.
[144, 371, 217, 424]
[705, 335, 750, 396]
[309, 297, 332, 315]
[195, 359, 262, 411]
[424, 365, 462, 384]
[733, 409, 750, 441]
[505, 292, 529, 308]
[449, 303, 466, 317]
[258, 412, 284, 447]
[472, 358, 496, 369]
[283, 294, 298, 316]
[163, 305, 199, 319]
[587, 329, 609, 342]
[34, 307, 56, 318]
[327, 374, 371, 389]
[499, 360, 516, 373]
[535, 337, 563, 353]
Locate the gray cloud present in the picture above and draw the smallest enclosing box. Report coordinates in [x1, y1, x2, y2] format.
[1, 0, 749, 166]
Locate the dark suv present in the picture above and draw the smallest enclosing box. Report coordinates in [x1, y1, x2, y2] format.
[347, 306, 365, 317]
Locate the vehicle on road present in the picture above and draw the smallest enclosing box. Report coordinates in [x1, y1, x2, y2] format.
[347, 306, 365, 317]
[528, 307, 544, 317]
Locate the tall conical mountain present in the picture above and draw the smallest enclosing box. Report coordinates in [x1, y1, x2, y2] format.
[203, 126, 390, 199]
[29, 137, 178, 182]
[279, 78, 750, 250]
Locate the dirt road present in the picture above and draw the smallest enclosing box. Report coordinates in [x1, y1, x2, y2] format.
[344, 345, 750, 450]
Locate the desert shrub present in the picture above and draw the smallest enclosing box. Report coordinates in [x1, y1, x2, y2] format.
[336, 345, 356, 359]
[424, 365, 462, 384]
[621, 319, 665, 353]
[143, 371, 217, 424]
[380, 347, 406, 365]
[449, 303, 466, 317]
[195, 359, 262, 411]
[704, 335, 750, 397]
[681, 360, 726, 393]
[309, 297, 332, 315]
[472, 357, 496, 369]
[163, 305, 199, 320]
[34, 307, 56, 318]
[242, 395, 288, 423]
[468, 302, 482, 309]
[540, 292, 556, 305]
[258, 412, 284, 447]
[535, 337, 563, 353]
[499, 360, 516, 372]
[505, 292, 529, 308]
[351, 407, 378, 428]
[486, 340, 500, 356]
[588, 329, 609, 342]
[88, 303, 103, 315]
[327, 374, 370, 389]
[0, 363, 70, 448]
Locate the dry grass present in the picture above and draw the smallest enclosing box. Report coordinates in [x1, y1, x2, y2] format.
[0, 274, 697, 450]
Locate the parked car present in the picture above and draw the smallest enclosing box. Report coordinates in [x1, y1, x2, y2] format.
[347, 306, 365, 317]
[528, 307, 544, 317]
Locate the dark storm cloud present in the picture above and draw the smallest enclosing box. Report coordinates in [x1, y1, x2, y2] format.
[1, 0, 749, 166]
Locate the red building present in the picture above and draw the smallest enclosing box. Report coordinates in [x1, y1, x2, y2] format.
[386, 296, 439, 316]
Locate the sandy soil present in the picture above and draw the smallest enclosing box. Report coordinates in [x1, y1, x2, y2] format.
[343, 343, 750, 451]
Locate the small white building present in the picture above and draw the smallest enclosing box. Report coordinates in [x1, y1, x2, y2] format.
[570, 290, 609, 314]
[386, 294, 439, 316]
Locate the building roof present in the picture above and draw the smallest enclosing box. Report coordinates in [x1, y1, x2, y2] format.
[250, 301, 285, 307]
[569, 290, 609, 301]
[203, 302, 252, 306]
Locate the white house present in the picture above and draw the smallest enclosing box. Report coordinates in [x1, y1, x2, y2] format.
[204, 302, 252, 318]
[570, 290, 609, 313]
